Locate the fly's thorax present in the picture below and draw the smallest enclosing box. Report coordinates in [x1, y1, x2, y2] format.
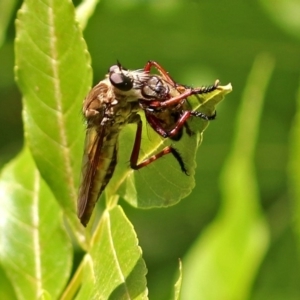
[104, 100, 140, 128]
[82, 62, 160, 139]
[83, 79, 114, 119]
[83, 63, 151, 122]
[82, 79, 142, 127]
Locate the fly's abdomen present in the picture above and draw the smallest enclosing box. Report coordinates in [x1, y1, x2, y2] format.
[78, 130, 119, 226]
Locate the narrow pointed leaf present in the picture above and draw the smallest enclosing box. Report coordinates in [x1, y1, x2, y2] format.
[181, 54, 272, 299]
[289, 76, 300, 249]
[174, 260, 183, 300]
[0, 148, 72, 300]
[76, 0, 101, 30]
[15, 0, 92, 238]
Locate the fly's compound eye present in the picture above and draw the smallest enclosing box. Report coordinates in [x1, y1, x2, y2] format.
[109, 72, 133, 91]
[108, 65, 119, 73]
[108, 62, 128, 75]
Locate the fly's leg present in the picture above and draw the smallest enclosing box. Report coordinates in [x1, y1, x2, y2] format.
[130, 117, 188, 174]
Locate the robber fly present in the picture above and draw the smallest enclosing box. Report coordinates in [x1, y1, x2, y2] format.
[78, 63, 150, 226]
[78, 61, 218, 226]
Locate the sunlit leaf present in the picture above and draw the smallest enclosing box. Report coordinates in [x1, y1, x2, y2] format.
[40, 290, 52, 300]
[15, 0, 92, 240]
[75, 0, 101, 30]
[107, 83, 232, 208]
[77, 206, 148, 299]
[173, 260, 182, 300]
[0, 148, 72, 300]
[181, 54, 273, 299]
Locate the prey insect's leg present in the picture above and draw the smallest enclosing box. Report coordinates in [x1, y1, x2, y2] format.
[145, 109, 216, 139]
[144, 60, 177, 86]
[145, 111, 191, 138]
[146, 80, 219, 109]
[139, 77, 219, 110]
[144, 61, 220, 108]
[166, 110, 216, 137]
[191, 110, 217, 120]
[130, 117, 188, 174]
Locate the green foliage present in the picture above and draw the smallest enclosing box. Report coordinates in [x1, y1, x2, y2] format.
[77, 206, 147, 299]
[9, 0, 229, 297]
[181, 54, 273, 299]
[15, 0, 92, 243]
[0, 0, 300, 299]
[0, 0, 17, 48]
[0, 148, 72, 300]
[4, 0, 228, 298]
[173, 260, 182, 300]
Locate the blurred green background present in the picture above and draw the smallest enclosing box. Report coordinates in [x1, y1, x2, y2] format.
[1, 0, 300, 299]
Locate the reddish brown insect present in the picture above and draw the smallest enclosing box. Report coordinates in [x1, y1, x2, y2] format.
[78, 61, 218, 226]
[130, 61, 218, 174]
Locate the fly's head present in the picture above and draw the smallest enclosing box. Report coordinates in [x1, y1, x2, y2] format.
[108, 62, 150, 98]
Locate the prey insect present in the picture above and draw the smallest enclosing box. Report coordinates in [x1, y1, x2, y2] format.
[134, 61, 218, 174]
[78, 61, 219, 226]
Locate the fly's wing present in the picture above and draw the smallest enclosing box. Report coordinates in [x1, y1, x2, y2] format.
[77, 126, 106, 225]
[77, 80, 112, 226]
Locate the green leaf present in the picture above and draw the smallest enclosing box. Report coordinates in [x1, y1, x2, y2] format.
[0, 0, 17, 48]
[107, 84, 232, 208]
[0, 147, 72, 300]
[289, 75, 300, 248]
[15, 0, 92, 240]
[181, 54, 273, 299]
[77, 206, 148, 299]
[173, 260, 182, 300]
[40, 290, 53, 300]
[259, 0, 300, 40]
[75, 0, 101, 30]
[0, 264, 17, 300]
